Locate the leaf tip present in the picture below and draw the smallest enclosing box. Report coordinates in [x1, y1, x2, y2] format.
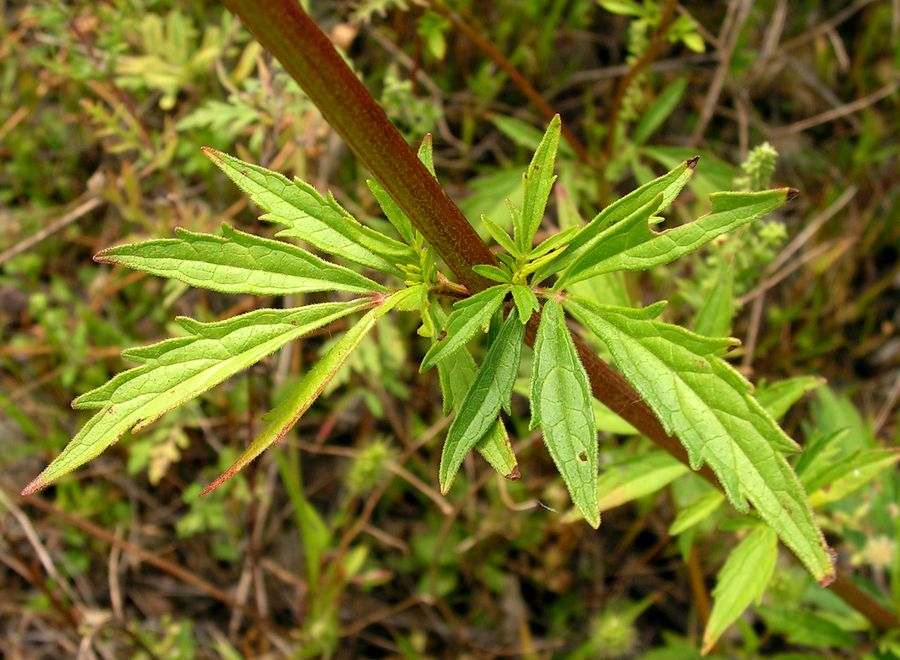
[507, 465, 521, 480]
[21, 476, 47, 496]
[200, 146, 222, 162]
[686, 155, 700, 169]
[786, 187, 800, 202]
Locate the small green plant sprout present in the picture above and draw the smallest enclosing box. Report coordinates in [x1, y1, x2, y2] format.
[23, 116, 834, 587]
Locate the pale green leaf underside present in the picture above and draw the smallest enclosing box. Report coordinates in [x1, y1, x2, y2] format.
[535, 158, 695, 282]
[567, 299, 833, 582]
[559, 188, 790, 287]
[439, 309, 525, 493]
[420, 284, 509, 372]
[202, 304, 381, 494]
[23, 300, 371, 495]
[431, 306, 518, 479]
[703, 525, 777, 653]
[531, 299, 600, 527]
[203, 148, 412, 275]
[96, 224, 385, 296]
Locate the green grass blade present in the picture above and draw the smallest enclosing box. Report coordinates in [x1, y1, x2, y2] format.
[531, 298, 600, 527]
[96, 224, 385, 295]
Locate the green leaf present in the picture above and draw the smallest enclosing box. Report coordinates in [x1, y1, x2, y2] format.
[96, 224, 385, 296]
[472, 264, 511, 283]
[669, 491, 725, 535]
[641, 146, 738, 198]
[481, 214, 520, 256]
[474, 418, 519, 480]
[598, 0, 644, 17]
[439, 309, 525, 493]
[23, 300, 371, 495]
[531, 299, 600, 527]
[632, 79, 687, 146]
[597, 451, 689, 512]
[201, 303, 383, 494]
[755, 376, 824, 421]
[368, 179, 415, 245]
[702, 525, 777, 654]
[510, 284, 539, 323]
[420, 285, 510, 371]
[417, 134, 437, 177]
[559, 188, 791, 287]
[756, 605, 857, 649]
[693, 259, 734, 338]
[566, 299, 834, 583]
[534, 159, 695, 283]
[518, 115, 561, 252]
[203, 148, 413, 275]
[807, 448, 900, 506]
[430, 306, 518, 479]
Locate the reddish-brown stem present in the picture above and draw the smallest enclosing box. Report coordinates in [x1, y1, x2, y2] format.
[221, 0, 496, 295]
[221, 1, 895, 632]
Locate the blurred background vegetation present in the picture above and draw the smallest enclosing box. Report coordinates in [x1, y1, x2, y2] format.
[1, 0, 898, 657]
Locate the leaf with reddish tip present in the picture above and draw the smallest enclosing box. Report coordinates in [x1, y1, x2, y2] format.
[22, 300, 371, 496]
[201, 290, 411, 495]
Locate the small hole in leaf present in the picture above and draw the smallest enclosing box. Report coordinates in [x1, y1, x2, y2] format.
[578, 452, 587, 462]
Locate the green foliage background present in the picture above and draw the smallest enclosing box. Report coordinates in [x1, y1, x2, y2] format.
[1, 1, 897, 657]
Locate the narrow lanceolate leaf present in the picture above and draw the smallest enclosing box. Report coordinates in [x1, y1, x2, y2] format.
[431, 306, 518, 479]
[96, 224, 385, 296]
[755, 376, 824, 421]
[531, 299, 600, 527]
[22, 300, 371, 495]
[560, 188, 792, 287]
[203, 148, 413, 275]
[368, 179, 415, 245]
[420, 285, 509, 372]
[518, 114, 561, 253]
[439, 309, 526, 493]
[534, 158, 695, 282]
[693, 259, 734, 338]
[201, 302, 384, 495]
[566, 299, 834, 583]
[703, 525, 777, 654]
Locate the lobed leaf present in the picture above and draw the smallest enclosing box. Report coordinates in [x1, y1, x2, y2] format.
[203, 148, 413, 275]
[559, 188, 791, 287]
[439, 309, 526, 493]
[702, 525, 778, 653]
[533, 158, 695, 283]
[420, 284, 509, 371]
[530, 299, 600, 527]
[517, 114, 561, 253]
[22, 300, 371, 495]
[566, 298, 834, 583]
[96, 224, 385, 296]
